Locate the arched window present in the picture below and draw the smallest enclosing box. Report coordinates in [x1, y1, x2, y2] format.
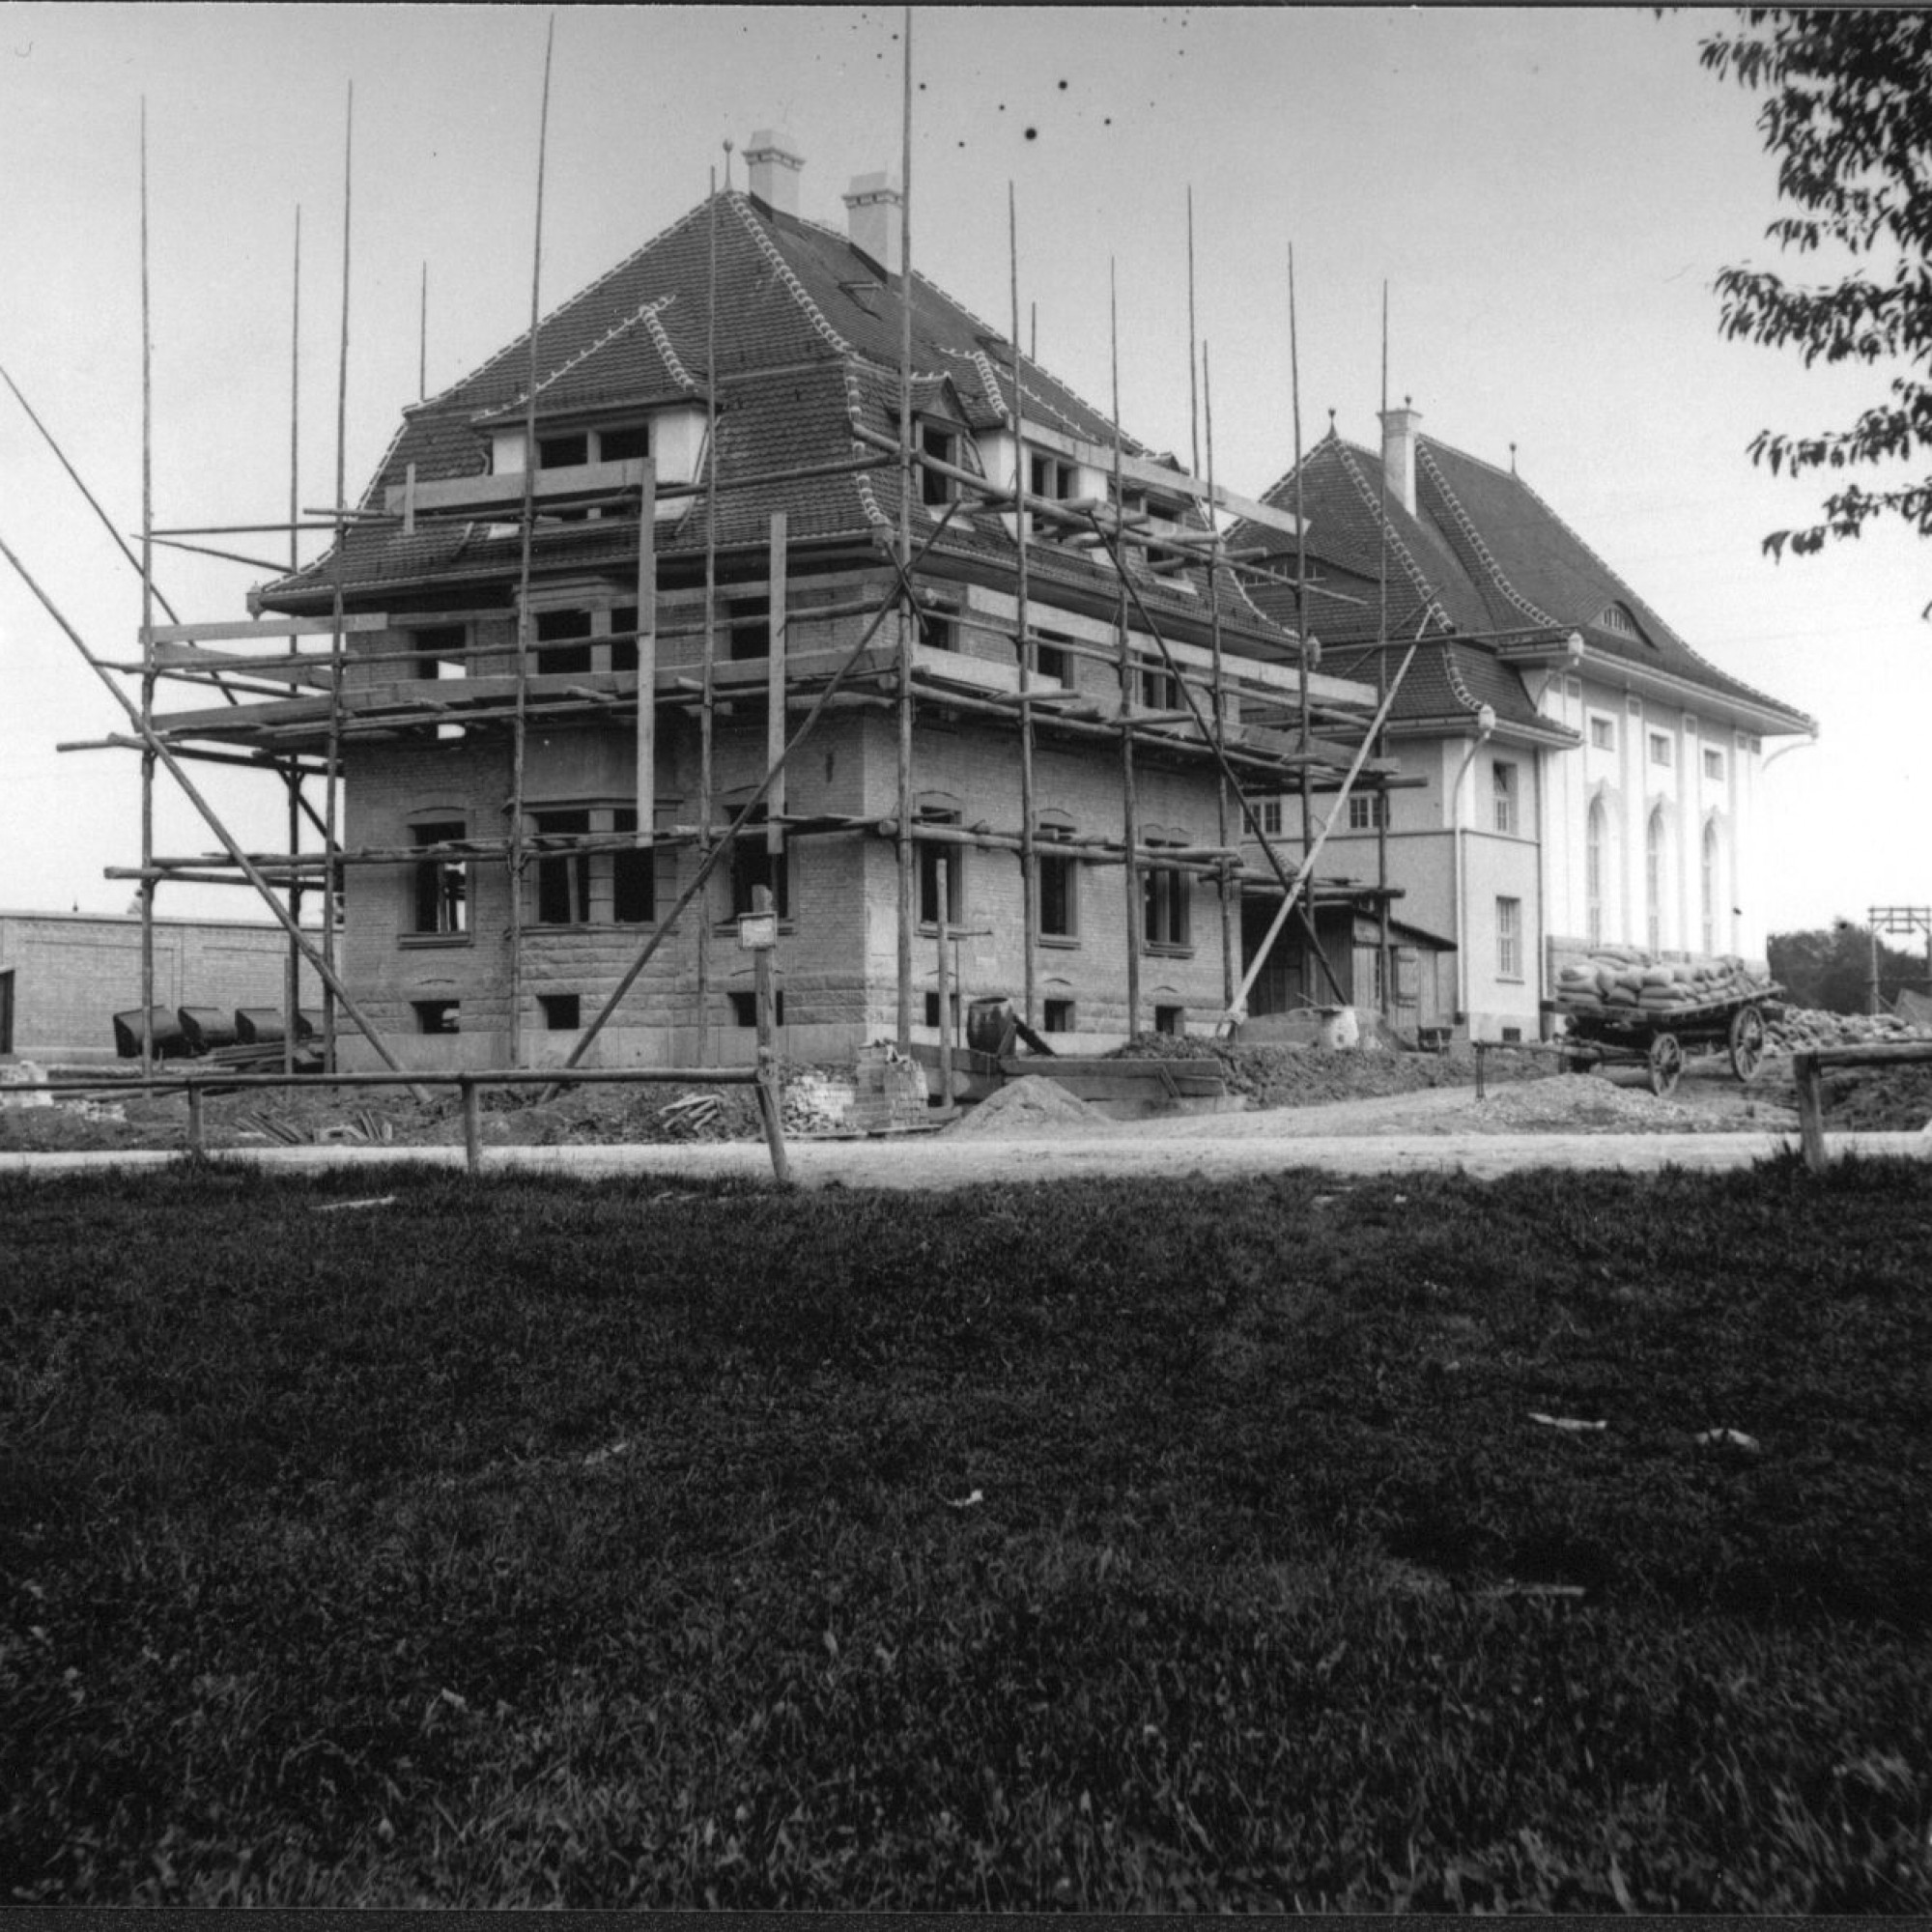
[1586, 798, 1607, 949]
[1701, 819, 1719, 955]
[1646, 808, 1665, 955]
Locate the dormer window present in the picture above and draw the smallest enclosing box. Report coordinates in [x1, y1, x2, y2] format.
[921, 423, 961, 507]
[1597, 602, 1654, 647]
[534, 422, 649, 469]
[1030, 452, 1078, 502]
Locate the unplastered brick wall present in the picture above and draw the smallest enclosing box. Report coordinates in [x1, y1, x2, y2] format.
[0, 911, 324, 1062]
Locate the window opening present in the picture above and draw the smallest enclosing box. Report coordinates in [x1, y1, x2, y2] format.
[598, 423, 650, 463]
[1257, 797, 1284, 838]
[1142, 839, 1190, 951]
[728, 595, 771, 661]
[533, 810, 592, 925]
[535, 609, 592, 675]
[923, 989, 962, 1031]
[1153, 1004, 1185, 1037]
[1496, 895, 1522, 979]
[1649, 731, 1672, 767]
[1589, 714, 1614, 751]
[1037, 820, 1077, 940]
[411, 821, 468, 936]
[540, 993, 581, 1031]
[1348, 793, 1384, 832]
[729, 989, 783, 1028]
[412, 999, 460, 1035]
[1042, 997, 1074, 1034]
[412, 624, 468, 679]
[921, 423, 959, 507]
[610, 604, 639, 676]
[612, 808, 656, 923]
[730, 806, 788, 920]
[1033, 629, 1071, 684]
[1703, 747, 1723, 781]
[1492, 759, 1518, 835]
[918, 808, 963, 927]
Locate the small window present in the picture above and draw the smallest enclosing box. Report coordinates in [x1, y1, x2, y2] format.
[1649, 732, 1672, 768]
[1496, 896, 1522, 980]
[1589, 715, 1614, 751]
[918, 609, 958, 652]
[612, 808, 655, 923]
[921, 423, 959, 507]
[923, 989, 962, 1032]
[1348, 793, 1385, 833]
[1043, 998, 1074, 1034]
[540, 993, 581, 1031]
[1704, 748, 1724, 781]
[1257, 797, 1284, 838]
[1501, 1026, 1522, 1045]
[537, 432, 590, 469]
[728, 989, 785, 1029]
[411, 821, 468, 936]
[1033, 630, 1071, 685]
[610, 604, 640, 676]
[1037, 821, 1078, 941]
[1492, 760, 1518, 835]
[1137, 661, 1181, 711]
[598, 423, 650, 463]
[728, 596, 771, 661]
[535, 609, 592, 675]
[1029, 450, 1078, 500]
[532, 809, 592, 925]
[412, 999, 460, 1035]
[729, 807, 789, 920]
[1153, 1004, 1185, 1037]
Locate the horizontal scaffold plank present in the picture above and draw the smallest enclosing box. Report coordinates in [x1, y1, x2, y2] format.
[141, 615, 390, 644]
[380, 456, 649, 518]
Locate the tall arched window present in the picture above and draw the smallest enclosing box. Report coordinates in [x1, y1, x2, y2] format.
[1585, 798, 1607, 949]
[1646, 808, 1665, 955]
[1701, 819, 1719, 955]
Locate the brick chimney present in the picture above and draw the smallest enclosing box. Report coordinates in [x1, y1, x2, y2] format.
[744, 128, 804, 217]
[1379, 399, 1421, 518]
[842, 170, 903, 276]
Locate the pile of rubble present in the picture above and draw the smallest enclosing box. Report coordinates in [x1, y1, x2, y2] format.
[1768, 1007, 1932, 1050]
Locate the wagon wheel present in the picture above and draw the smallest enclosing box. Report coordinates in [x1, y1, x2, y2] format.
[1728, 1003, 1767, 1085]
[1647, 1031, 1684, 1099]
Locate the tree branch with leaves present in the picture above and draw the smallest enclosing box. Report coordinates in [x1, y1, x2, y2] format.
[1701, 9, 1932, 582]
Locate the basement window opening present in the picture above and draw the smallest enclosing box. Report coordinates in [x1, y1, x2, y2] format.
[923, 989, 962, 1031]
[1042, 997, 1074, 1034]
[729, 989, 784, 1028]
[1153, 1003, 1185, 1037]
[540, 993, 582, 1031]
[412, 999, 460, 1035]
[612, 808, 656, 923]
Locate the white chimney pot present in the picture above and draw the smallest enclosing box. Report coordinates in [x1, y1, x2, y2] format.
[744, 128, 805, 217]
[843, 169, 904, 276]
[1379, 402, 1422, 519]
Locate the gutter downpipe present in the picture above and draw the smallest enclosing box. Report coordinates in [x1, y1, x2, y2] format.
[1452, 703, 1496, 1033]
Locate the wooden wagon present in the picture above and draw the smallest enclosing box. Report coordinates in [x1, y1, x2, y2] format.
[1558, 986, 1783, 1098]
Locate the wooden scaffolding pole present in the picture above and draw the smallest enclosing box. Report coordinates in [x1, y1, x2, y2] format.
[768, 512, 788, 848]
[507, 18, 556, 1071]
[285, 203, 303, 1075]
[1204, 339, 1235, 1016]
[894, 3, 917, 1055]
[1377, 282, 1395, 1015]
[1110, 260, 1141, 1039]
[138, 99, 156, 1076]
[635, 467, 657, 849]
[698, 165, 721, 1056]
[322, 82, 355, 1073]
[1010, 182, 1038, 1029]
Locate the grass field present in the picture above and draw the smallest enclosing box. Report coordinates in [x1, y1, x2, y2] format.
[4, 1155, 1930, 1908]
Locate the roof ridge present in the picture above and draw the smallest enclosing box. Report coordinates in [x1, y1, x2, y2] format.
[483, 296, 674, 419]
[1333, 440, 1450, 631]
[639, 295, 703, 394]
[726, 192, 852, 356]
[1414, 441, 1557, 629]
[970, 347, 1013, 428]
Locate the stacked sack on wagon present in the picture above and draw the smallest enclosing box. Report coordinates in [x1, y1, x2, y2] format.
[1554, 947, 1776, 1019]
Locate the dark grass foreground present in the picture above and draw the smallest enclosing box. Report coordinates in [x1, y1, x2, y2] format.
[3, 1156, 1930, 1908]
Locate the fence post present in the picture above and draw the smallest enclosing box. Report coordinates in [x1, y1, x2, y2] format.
[186, 1077, 205, 1154]
[1795, 1050, 1826, 1174]
[752, 884, 792, 1186]
[461, 1073, 481, 1177]
[1474, 1038, 1487, 1102]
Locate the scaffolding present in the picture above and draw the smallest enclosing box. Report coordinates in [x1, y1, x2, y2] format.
[16, 33, 1416, 1088]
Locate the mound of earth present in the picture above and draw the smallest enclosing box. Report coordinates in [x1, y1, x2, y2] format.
[947, 1076, 1106, 1136]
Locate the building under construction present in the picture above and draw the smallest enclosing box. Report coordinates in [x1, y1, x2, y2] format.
[107, 131, 1406, 1075]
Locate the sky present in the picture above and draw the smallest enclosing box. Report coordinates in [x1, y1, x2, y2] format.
[1, 4, 1924, 937]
